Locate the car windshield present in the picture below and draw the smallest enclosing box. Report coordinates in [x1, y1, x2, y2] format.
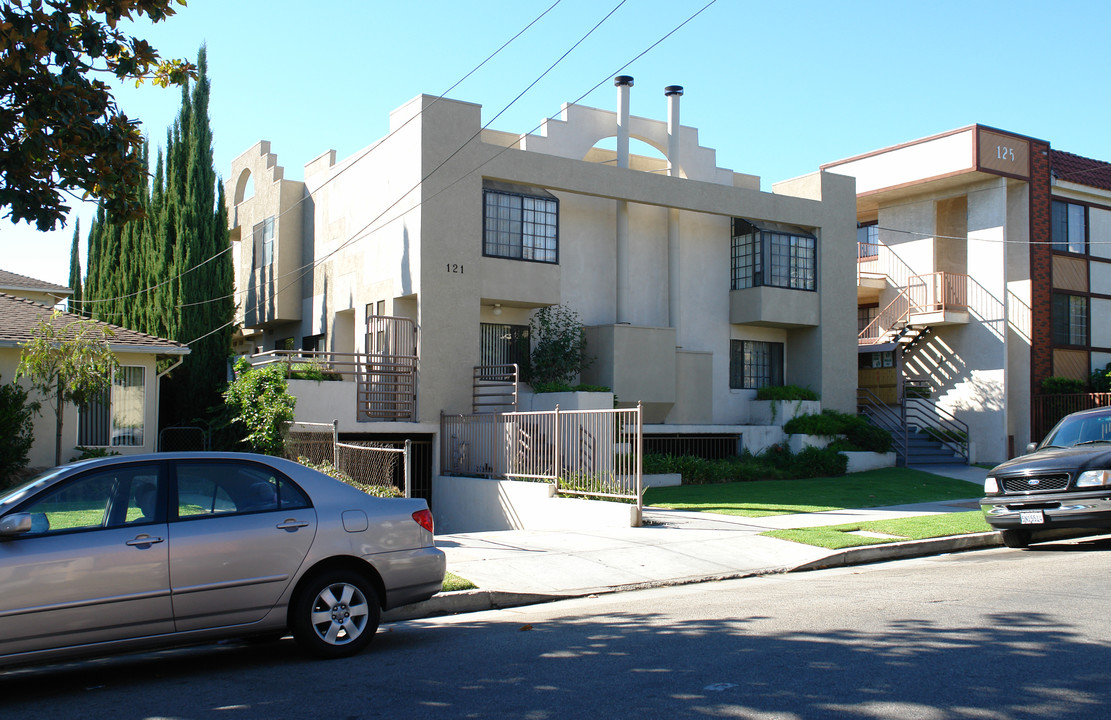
[0, 467, 68, 512]
[1043, 412, 1111, 448]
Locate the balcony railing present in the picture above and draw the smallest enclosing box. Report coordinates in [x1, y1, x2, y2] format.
[473, 364, 519, 413]
[907, 272, 968, 314]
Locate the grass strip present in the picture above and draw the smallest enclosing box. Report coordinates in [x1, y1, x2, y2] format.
[644, 468, 980, 517]
[762, 511, 992, 549]
[442, 571, 477, 592]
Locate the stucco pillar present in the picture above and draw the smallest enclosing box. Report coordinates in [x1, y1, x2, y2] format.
[615, 76, 633, 323]
[666, 85, 683, 341]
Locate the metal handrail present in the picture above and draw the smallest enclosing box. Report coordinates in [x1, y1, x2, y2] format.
[857, 387, 907, 464]
[859, 290, 910, 345]
[902, 384, 970, 463]
[473, 364, 519, 413]
[907, 272, 969, 314]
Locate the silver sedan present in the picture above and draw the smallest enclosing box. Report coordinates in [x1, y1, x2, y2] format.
[0, 452, 445, 666]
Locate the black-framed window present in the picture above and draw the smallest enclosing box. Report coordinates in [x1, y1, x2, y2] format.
[480, 323, 530, 375]
[729, 340, 784, 390]
[1052, 293, 1088, 346]
[483, 188, 558, 263]
[1051, 200, 1086, 254]
[731, 218, 816, 291]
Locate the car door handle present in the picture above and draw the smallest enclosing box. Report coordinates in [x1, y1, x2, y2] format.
[126, 535, 165, 546]
[276, 520, 309, 531]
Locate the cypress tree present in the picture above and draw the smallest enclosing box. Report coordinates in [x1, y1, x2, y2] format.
[82, 44, 233, 427]
[67, 218, 83, 313]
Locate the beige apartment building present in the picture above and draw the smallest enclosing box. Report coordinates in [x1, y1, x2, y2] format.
[824, 125, 1111, 465]
[226, 81, 858, 492]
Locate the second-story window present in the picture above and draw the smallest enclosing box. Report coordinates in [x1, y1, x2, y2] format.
[1051, 200, 1086, 254]
[731, 218, 816, 291]
[253, 216, 275, 267]
[1052, 293, 1088, 346]
[483, 182, 558, 264]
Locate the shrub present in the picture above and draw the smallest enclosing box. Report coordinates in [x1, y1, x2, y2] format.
[221, 358, 296, 455]
[72, 446, 122, 461]
[288, 362, 342, 382]
[1090, 363, 1111, 393]
[531, 381, 611, 394]
[528, 305, 593, 386]
[755, 384, 819, 401]
[783, 409, 843, 436]
[791, 446, 848, 478]
[297, 457, 402, 498]
[1041, 376, 1085, 394]
[783, 409, 893, 453]
[0, 376, 38, 486]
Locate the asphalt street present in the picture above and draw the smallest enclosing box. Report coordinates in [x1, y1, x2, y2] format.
[4, 538, 1111, 719]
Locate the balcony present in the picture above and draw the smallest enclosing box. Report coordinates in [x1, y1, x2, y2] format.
[729, 285, 819, 328]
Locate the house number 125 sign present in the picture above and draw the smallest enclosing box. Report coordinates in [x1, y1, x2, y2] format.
[978, 128, 1030, 179]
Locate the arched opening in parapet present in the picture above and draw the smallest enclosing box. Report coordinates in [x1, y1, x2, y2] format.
[234, 168, 254, 205]
[585, 137, 674, 176]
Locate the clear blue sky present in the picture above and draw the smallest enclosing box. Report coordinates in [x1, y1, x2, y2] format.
[3, 0, 1109, 287]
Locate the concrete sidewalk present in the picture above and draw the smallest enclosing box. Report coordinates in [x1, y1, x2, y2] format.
[383, 463, 996, 622]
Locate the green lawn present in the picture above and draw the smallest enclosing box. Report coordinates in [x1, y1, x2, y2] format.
[762, 511, 992, 549]
[644, 468, 982, 518]
[442, 571, 476, 592]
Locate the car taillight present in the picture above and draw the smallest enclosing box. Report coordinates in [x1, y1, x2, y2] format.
[412, 509, 434, 534]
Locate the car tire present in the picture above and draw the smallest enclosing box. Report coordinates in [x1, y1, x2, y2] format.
[1000, 529, 1031, 549]
[291, 571, 380, 659]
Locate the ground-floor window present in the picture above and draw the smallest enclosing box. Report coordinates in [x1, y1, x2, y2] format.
[1052, 293, 1088, 346]
[729, 340, 784, 390]
[78, 366, 146, 447]
[480, 323, 530, 376]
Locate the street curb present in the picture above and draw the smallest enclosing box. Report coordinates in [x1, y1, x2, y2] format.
[789, 532, 1003, 572]
[384, 533, 1006, 623]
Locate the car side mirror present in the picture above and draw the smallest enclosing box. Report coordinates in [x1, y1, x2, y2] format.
[0, 513, 32, 537]
[1025, 442, 1038, 454]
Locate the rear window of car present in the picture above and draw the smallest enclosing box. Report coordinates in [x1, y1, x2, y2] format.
[173, 461, 310, 519]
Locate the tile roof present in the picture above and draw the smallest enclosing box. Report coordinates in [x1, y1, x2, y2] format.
[0, 269, 72, 295]
[1051, 150, 1111, 192]
[0, 293, 189, 354]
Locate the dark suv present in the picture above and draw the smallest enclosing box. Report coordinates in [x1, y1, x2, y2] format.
[982, 406, 1111, 548]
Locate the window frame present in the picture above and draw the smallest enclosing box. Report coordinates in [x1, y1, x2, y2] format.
[253, 216, 275, 268]
[1051, 200, 1087, 255]
[1051, 292, 1089, 347]
[729, 339, 785, 390]
[731, 218, 817, 292]
[12, 461, 166, 537]
[78, 365, 147, 448]
[169, 460, 312, 522]
[482, 188, 559, 264]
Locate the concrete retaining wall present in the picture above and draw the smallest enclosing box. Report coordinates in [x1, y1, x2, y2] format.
[431, 475, 639, 534]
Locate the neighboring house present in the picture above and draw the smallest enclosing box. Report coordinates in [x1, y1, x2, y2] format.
[0, 269, 70, 308]
[225, 81, 857, 491]
[823, 124, 1111, 464]
[0, 288, 190, 469]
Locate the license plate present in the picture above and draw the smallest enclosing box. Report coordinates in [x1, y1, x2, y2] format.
[1019, 510, 1045, 525]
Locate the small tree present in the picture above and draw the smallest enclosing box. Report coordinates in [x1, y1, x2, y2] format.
[17, 313, 119, 466]
[527, 305, 593, 387]
[222, 358, 296, 455]
[0, 374, 40, 486]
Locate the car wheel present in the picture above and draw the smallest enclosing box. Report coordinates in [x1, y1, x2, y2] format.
[1000, 529, 1031, 549]
[292, 571, 380, 659]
